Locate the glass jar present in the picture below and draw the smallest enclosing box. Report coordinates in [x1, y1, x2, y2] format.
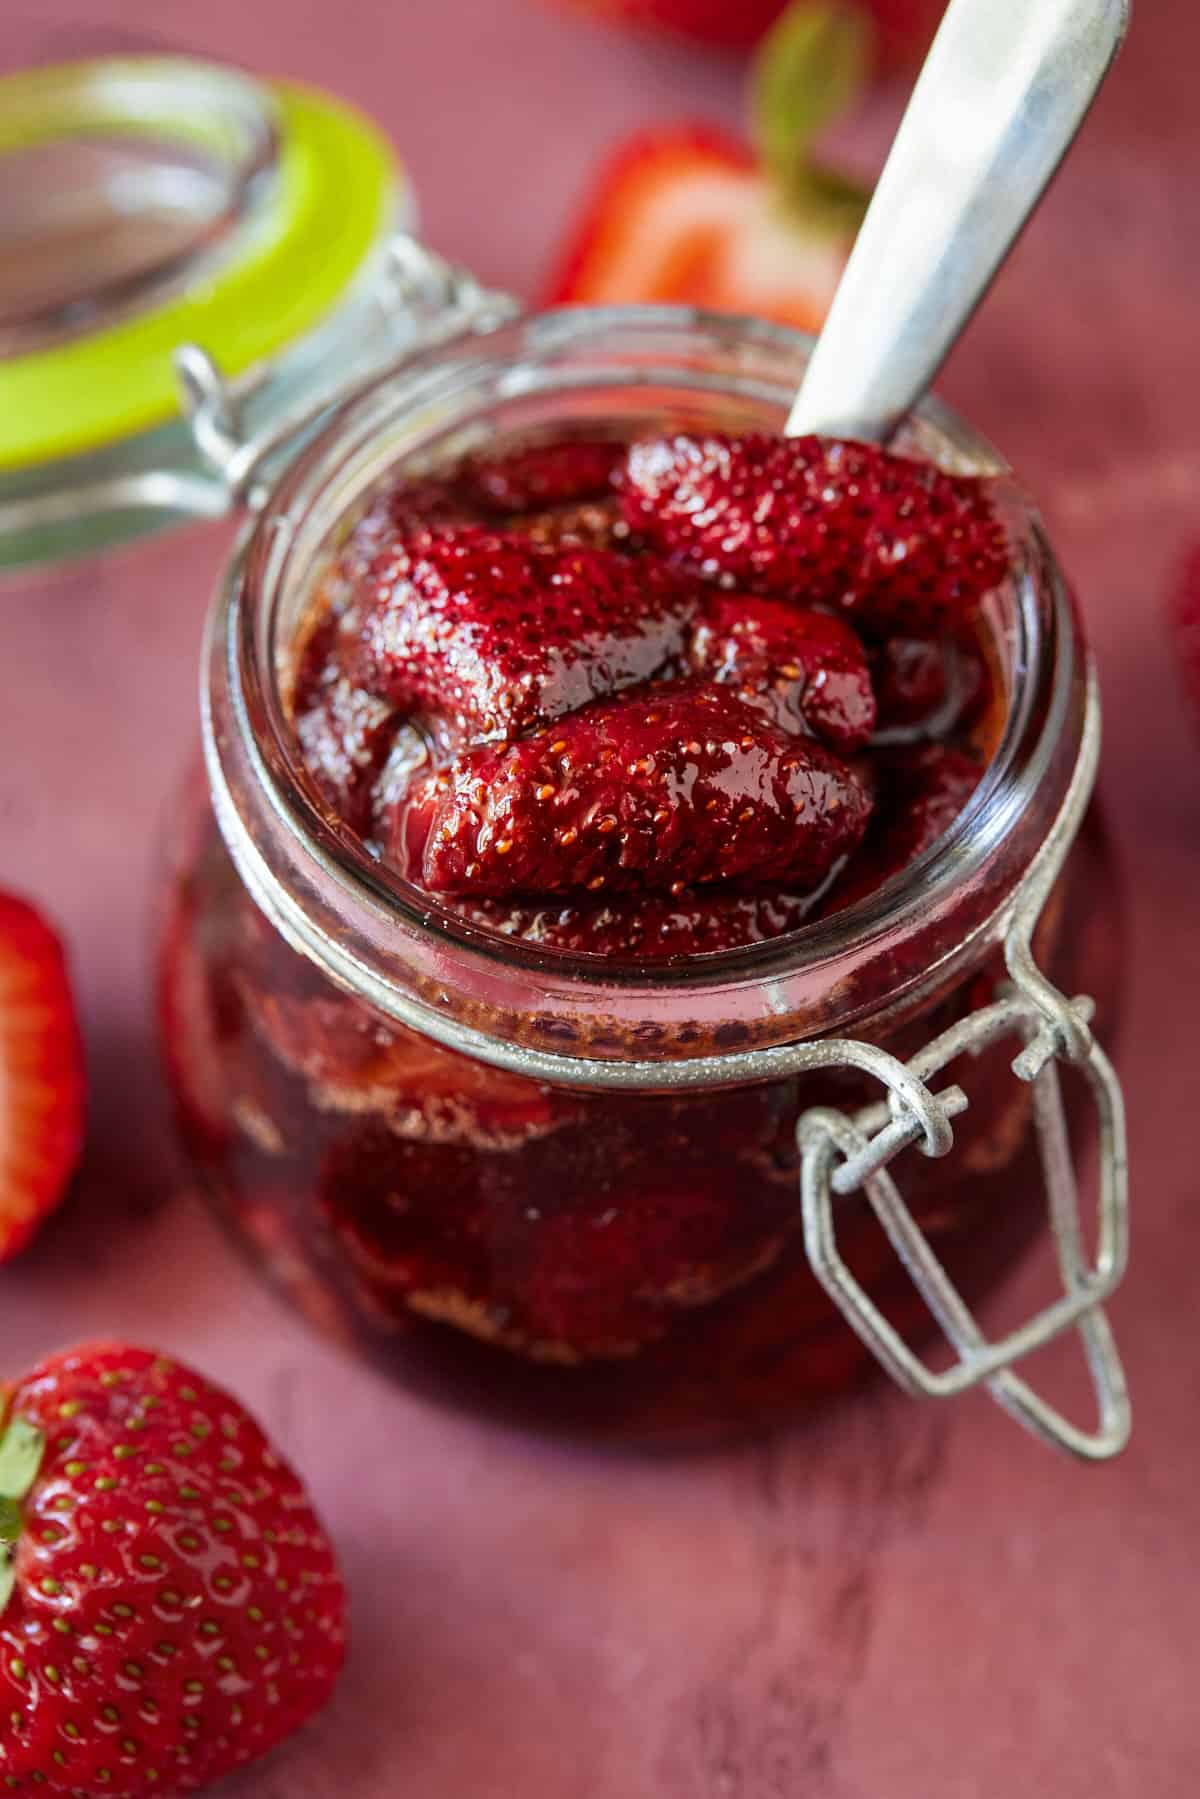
[158, 301, 1130, 1458]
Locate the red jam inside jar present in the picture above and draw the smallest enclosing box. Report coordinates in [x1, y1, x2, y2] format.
[161, 319, 1123, 1446]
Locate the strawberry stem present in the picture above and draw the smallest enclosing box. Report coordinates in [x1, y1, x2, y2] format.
[749, 1, 872, 231]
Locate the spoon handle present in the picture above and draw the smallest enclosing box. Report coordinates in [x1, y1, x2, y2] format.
[785, 0, 1129, 443]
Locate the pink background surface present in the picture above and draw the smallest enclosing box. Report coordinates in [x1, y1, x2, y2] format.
[3, 1, 1200, 1794]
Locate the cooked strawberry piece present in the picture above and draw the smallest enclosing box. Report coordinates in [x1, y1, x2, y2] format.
[456, 880, 831, 958]
[320, 1127, 493, 1304]
[882, 745, 985, 860]
[0, 1342, 345, 1794]
[398, 680, 872, 899]
[318, 1105, 791, 1358]
[294, 676, 399, 834]
[455, 439, 624, 514]
[870, 636, 948, 729]
[508, 497, 628, 551]
[356, 525, 698, 744]
[870, 632, 993, 739]
[690, 592, 875, 749]
[252, 989, 574, 1146]
[505, 1150, 793, 1356]
[0, 893, 85, 1262]
[337, 474, 477, 581]
[514, 1202, 685, 1355]
[621, 432, 1009, 632]
[822, 743, 984, 912]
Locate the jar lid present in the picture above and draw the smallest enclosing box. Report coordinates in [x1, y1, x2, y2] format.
[0, 55, 407, 566]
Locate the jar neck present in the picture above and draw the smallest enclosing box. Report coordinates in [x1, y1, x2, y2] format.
[203, 306, 1090, 1088]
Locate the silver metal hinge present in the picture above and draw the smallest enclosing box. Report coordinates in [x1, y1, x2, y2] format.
[174, 235, 519, 509]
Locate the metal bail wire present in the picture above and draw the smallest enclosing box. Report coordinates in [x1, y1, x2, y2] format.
[797, 679, 1130, 1460]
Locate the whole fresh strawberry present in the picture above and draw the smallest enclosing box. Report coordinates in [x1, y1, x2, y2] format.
[0, 1343, 346, 1795]
[543, 0, 942, 64]
[546, 3, 873, 327]
[0, 893, 85, 1262]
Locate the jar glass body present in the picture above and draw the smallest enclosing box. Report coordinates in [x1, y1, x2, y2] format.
[159, 308, 1125, 1446]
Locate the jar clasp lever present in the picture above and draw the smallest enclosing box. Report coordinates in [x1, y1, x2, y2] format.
[796, 683, 1130, 1461]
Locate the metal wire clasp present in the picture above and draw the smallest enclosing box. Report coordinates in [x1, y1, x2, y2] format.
[797, 685, 1130, 1459]
[174, 235, 519, 510]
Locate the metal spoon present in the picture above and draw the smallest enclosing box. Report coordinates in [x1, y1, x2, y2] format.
[786, 0, 1130, 443]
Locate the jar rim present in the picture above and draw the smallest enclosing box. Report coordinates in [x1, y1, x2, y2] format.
[205, 303, 1088, 1079]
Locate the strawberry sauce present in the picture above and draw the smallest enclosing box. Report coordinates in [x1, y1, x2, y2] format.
[161, 429, 1121, 1442]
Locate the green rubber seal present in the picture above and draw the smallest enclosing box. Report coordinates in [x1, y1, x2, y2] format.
[0, 64, 399, 472]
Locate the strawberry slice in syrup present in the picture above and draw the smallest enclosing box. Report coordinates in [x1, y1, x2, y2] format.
[621, 431, 1009, 634]
[397, 678, 872, 899]
[355, 525, 698, 745]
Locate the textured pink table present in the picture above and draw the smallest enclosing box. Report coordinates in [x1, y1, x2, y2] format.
[3, 2, 1199, 1793]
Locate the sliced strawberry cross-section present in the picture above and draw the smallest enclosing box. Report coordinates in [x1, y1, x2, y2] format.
[621, 432, 1010, 633]
[546, 126, 854, 334]
[356, 525, 699, 746]
[690, 591, 875, 750]
[397, 679, 872, 899]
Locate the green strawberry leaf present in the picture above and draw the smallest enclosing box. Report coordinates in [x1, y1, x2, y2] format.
[0, 1416, 44, 1504]
[0, 1417, 46, 1620]
[750, 1, 872, 229]
[771, 160, 870, 239]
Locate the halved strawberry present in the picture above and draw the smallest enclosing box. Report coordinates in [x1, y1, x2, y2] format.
[547, 126, 854, 331]
[0, 893, 85, 1262]
[545, 4, 872, 327]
